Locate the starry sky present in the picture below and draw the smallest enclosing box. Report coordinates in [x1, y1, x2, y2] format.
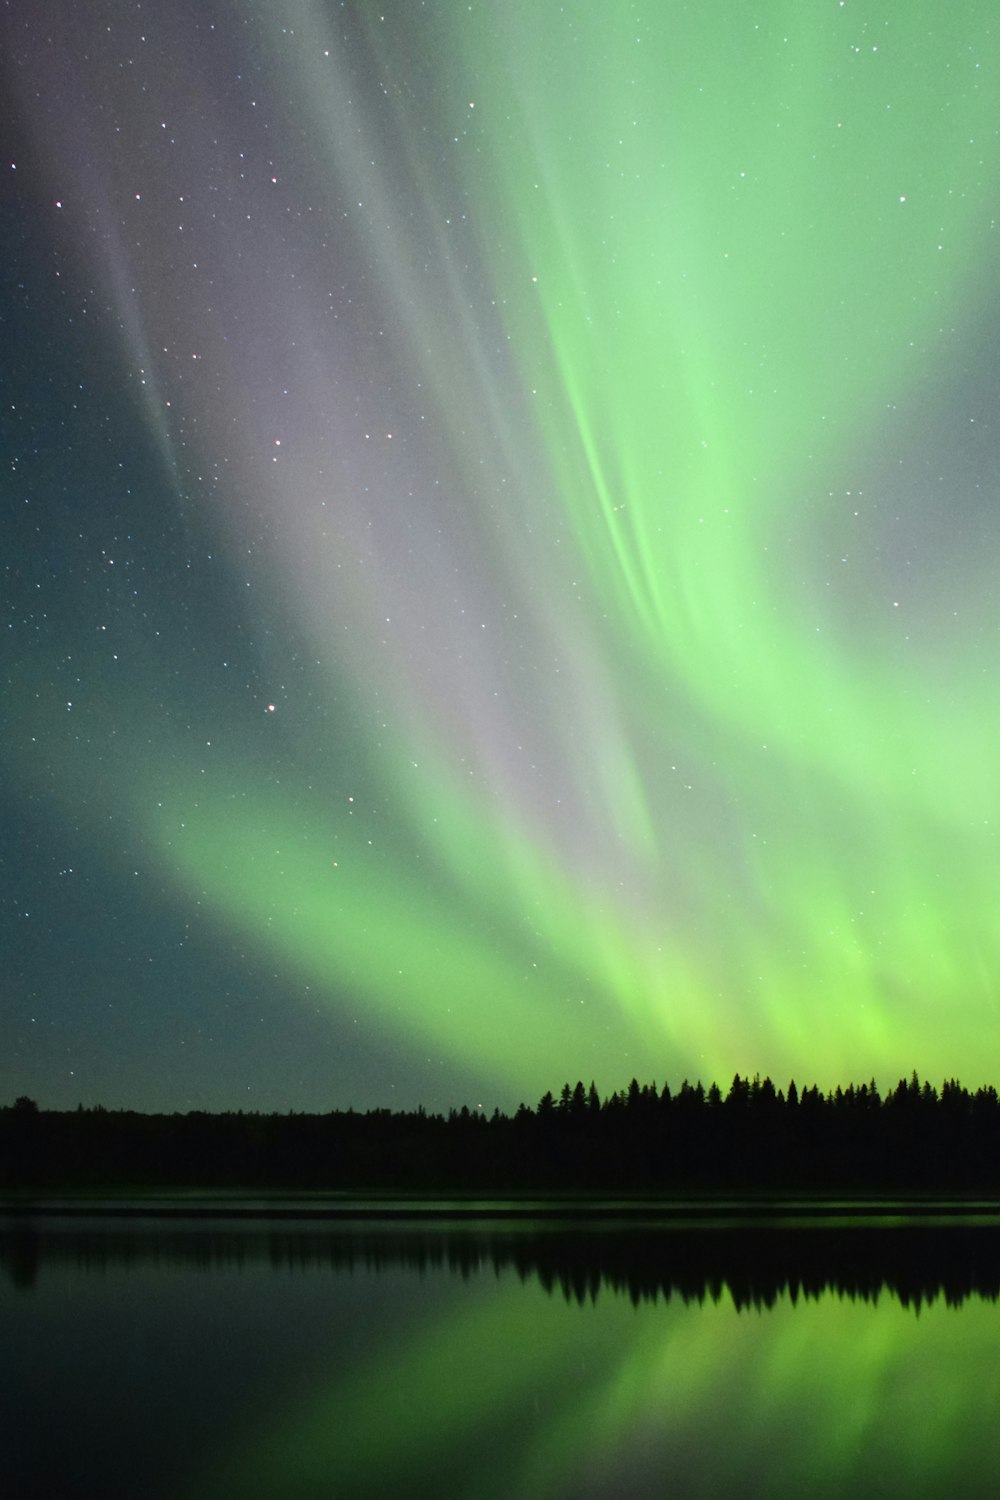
[3, 0, 1000, 1113]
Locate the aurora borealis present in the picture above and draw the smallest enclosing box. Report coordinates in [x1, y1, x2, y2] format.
[4, 1, 1000, 1110]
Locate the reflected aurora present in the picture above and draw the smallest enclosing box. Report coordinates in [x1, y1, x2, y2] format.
[191, 1267, 1000, 1500]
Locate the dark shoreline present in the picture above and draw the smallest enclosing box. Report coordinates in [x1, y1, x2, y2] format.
[7, 1071, 1000, 1195]
[4, 1191, 1000, 1221]
[7, 1200, 1000, 1309]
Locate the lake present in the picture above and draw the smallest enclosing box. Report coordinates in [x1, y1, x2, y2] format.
[5, 1200, 1000, 1498]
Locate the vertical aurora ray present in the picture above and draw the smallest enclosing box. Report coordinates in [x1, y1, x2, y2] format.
[436, 1, 1000, 1083]
[7, 0, 1000, 1105]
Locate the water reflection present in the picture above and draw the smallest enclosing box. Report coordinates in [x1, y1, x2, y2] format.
[6, 1213, 1000, 1307]
[5, 1213, 1000, 1498]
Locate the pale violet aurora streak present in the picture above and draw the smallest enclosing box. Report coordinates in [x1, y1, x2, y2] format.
[12, 0, 1000, 1103]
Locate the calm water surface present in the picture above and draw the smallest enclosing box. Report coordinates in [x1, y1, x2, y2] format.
[4, 1203, 1000, 1498]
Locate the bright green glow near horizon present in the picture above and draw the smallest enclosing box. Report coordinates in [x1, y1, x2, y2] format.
[131, 2, 1000, 1104]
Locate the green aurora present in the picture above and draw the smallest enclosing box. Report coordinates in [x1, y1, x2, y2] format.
[6, 0, 1000, 1108]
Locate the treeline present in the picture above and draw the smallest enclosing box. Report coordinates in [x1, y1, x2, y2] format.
[4, 1071, 1000, 1190]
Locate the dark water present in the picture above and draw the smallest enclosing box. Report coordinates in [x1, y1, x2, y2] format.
[5, 1201, 1000, 1498]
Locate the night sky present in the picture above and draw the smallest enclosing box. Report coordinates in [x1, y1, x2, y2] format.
[4, 1, 1000, 1113]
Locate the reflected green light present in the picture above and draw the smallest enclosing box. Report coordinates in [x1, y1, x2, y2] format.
[190, 1268, 1000, 1499]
